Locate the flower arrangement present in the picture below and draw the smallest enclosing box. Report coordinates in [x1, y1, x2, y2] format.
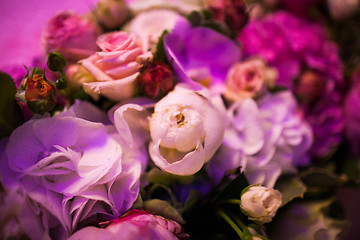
[1, 0, 360, 239]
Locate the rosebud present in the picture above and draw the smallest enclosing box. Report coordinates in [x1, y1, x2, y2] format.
[25, 68, 57, 113]
[240, 186, 282, 223]
[138, 61, 174, 99]
[47, 51, 66, 72]
[93, 0, 130, 30]
[209, 0, 249, 34]
[65, 64, 96, 93]
[295, 70, 326, 103]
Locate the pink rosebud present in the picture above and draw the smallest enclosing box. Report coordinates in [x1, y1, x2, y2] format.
[138, 61, 174, 98]
[224, 57, 277, 102]
[42, 11, 101, 63]
[68, 210, 189, 240]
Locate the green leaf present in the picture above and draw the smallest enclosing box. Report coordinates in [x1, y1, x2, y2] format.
[275, 175, 307, 207]
[181, 190, 203, 214]
[147, 168, 194, 185]
[268, 85, 288, 93]
[214, 172, 249, 202]
[153, 30, 169, 62]
[300, 168, 345, 188]
[143, 199, 184, 224]
[0, 72, 24, 137]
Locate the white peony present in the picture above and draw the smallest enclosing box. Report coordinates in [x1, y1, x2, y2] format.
[148, 85, 225, 175]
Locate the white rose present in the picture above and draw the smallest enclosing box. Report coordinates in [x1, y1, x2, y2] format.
[148, 85, 224, 175]
[127, 9, 184, 52]
[240, 186, 282, 223]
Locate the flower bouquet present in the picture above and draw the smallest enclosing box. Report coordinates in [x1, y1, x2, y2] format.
[1, 0, 360, 239]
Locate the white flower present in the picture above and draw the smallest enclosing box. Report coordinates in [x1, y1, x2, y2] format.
[240, 186, 282, 223]
[148, 85, 224, 175]
[125, 0, 206, 14]
[127, 9, 184, 52]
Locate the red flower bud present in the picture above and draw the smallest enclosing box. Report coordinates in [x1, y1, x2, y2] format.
[295, 70, 326, 103]
[138, 61, 174, 99]
[209, 0, 249, 34]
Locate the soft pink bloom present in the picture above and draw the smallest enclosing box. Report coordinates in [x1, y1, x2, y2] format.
[80, 31, 152, 102]
[224, 57, 277, 101]
[42, 11, 101, 63]
[67, 209, 189, 240]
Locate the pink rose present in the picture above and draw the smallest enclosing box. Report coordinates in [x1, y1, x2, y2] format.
[224, 57, 277, 101]
[80, 31, 152, 102]
[68, 210, 189, 240]
[42, 11, 101, 63]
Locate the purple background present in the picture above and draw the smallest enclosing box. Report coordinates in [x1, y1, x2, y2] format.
[0, 0, 99, 68]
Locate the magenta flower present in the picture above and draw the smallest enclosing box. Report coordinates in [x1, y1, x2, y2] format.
[238, 11, 343, 92]
[238, 11, 345, 158]
[68, 210, 189, 240]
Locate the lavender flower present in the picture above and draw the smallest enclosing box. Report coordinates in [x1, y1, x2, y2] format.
[0, 101, 147, 239]
[164, 18, 241, 93]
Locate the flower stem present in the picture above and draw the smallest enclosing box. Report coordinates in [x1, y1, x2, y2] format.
[217, 209, 244, 239]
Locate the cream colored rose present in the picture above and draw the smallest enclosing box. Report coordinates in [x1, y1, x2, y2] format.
[127, 9, 183, 52]
[240, 186, 282, 223]
[224, 57, 277, 101]
[80, 31, 152, 102]
[148, 85, 224, 175]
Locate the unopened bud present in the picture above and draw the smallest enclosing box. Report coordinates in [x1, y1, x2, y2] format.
[47, 51, 66, 72]
[138, 61, 174, 99]
[56, 77, 68, 90]
[25, 68, 57, 113]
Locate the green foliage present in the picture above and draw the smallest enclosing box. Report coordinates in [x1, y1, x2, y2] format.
[275, 175, 307, 207]
[147, 168, 194, 185]
[0, 72, 24, 137]
[153, 30, 169, 62]
[143, 199, 185, 224]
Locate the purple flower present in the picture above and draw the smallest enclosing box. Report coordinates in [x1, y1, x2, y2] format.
[344, 67, 360, 158]
[238, 11, 343, 92]
[0, 101, 147, 239]
[164, 18, 241, 93]
[303, 94, 344, 159]
[238, 11, 345, 158]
